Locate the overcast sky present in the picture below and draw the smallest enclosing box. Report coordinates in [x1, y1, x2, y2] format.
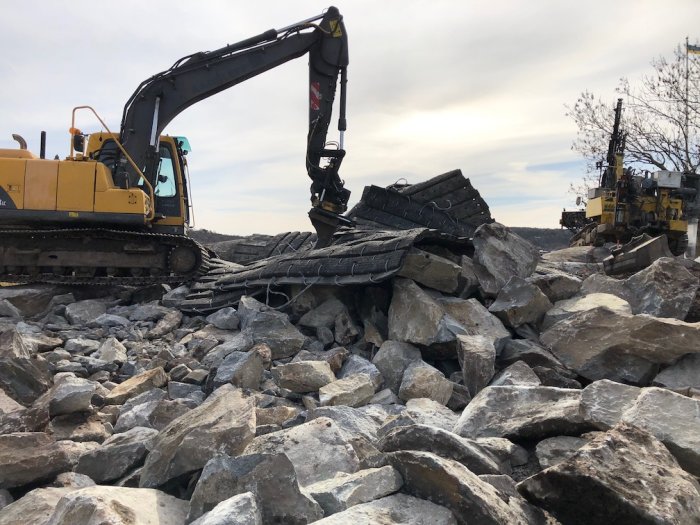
[1, 0, 699, 235]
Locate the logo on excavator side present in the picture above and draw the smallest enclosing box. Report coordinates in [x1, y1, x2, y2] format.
[310, 82, 321, 111]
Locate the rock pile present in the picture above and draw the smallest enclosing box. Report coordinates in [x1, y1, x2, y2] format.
[1, 222, 700, 524]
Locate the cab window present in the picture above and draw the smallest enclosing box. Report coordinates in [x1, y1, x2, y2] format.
[155, 144, 177, 198]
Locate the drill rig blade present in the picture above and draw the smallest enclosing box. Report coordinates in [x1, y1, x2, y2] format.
[309, 206, 354, 248]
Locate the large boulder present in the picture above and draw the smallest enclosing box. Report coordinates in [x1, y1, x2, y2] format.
[48, 376, 96, 417]
[104, 367, 168, 405]
[242, 417, 360, 486]
[541, 293, 631, 330]
[387, 279, 465, 348]
[0, 487, 76, 525]
[453, 385, 587, 440]
[371, 340, 422, 393]
[211, 348, 264, 390]
[527, 272, 582, 303]
[398, 248, 463, 293]
[75, 426, 159, 483]
[311, 493, 457, 524]
[271, 361, 335, 393]
[652, 353, 700, 389]
[389, 450, 532, 524]
[540, 307, 700, 384]
[579, 379, 641, 430]
[398, 361, 453, 405]
[0, 285, 63, 317]
[582, 257, 699, 319]
[46, 486, 188, 525]
[472, 222, 539, 297]
[139, 386, 256, 488]
[187, 453, 323, 524]
[377, 424, 502, 475]
[457, 335, 496, 397]
[237, 296, 306, 359]
[319, 374, 376, 407]
[190, 492, 261, 525]
[0, 433, 96, 489]
[488, 277, 552, 329]
[306, 465, 404, 515]
[620, 387, 700, 477]
[436, 298, 510, 351]
[518, 423, 700, 525]
[64, 299, 108, 325]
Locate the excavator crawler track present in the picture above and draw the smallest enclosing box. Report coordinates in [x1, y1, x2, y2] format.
[0, 228, 211, 286]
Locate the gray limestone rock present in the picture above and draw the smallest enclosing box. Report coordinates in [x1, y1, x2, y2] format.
[436, 297, 511, 352]
[0, 433, 96, 489]
[237, 296, 307, 359]
[653, 353, 700, 389]
[147, 309, 183, 339]
[46, 486, 189, 525]
[541, 306, 700, 384]
[620, 387, 700, 477]
[63, 338, 101, 355]
[104, 367, 168, 405]
[399, 361, 453, 405]
[190, 492, 262, 525]
[580, 379, 641, 430]
[242, 417, 360, 486]
[298, 297, 349, 329]
[518, 423, 700, 525]
[542, 293, 631, 330]
[377, 424, 503, 475]
[212, 348, 264, 390]
[307, 465, 404, 515]
[338, 354, 383, 389]
[311, 493, 457, 524]
[453, 385, 587, 440]
[405, 397, 459, 432]
[188, 453, 322, 524]
[535, 435, 588, 469]
[472, 222, 540, 297]
[139, 386, 256, 488]
[75, 426, 159, 483]
[457, 334, 496, 397]
[398, 247, 462, 293]
[488, 277, 552, 329]
[48, 376, 96, 416]
[319, 373, 376, 407]
[389, 450, 532, 524]
[388, 279, 465, 348]
[0, 487, 76, 525]
[271, 360, 335, 393]
[205, 307, 240, 330]
[64, 299, 108, 325]
[527, 272, 582, 303]
[490, 361, 541, 387]
[92, 337, 127, 363]
[372, 340, 422, 393]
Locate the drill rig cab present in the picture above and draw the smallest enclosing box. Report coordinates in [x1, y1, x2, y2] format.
[0, 6, 352, 285]
[563, 98, 693, 255]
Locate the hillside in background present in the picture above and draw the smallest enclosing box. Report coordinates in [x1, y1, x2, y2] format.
[191, 226, 572, 252]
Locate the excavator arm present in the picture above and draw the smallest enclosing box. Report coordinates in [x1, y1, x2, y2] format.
[113, 6, 351, 244]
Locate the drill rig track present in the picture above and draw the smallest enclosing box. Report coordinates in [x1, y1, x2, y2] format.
[0, 228, 213, 286]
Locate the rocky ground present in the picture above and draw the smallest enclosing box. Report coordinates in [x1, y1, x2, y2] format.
[0, 222, 699, 524]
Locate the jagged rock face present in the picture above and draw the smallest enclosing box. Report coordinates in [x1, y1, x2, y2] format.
[620, 387, 700, 477]
[534, 435, 588, 469]
[237, 296, 307, 359]
[437, 297, 511, 351]
[139, 386, 256, 488]
[271, 360, 336, 393]
[488, 277, 552, 329]
[398, 361, 453, 405]
[372, 340, 422, 393]
[312, 493, 458, 524]
[188, 453, 323, 524]
[652, 353, 700, 389]
[104, 367, 168, 405]
[398, 248, 463, 293]
[388, 279, 465, 348]
[190, 492, 262, 525]
[46, 486, 189, 525]
[518, 424, 700, 525]
[457, 334, 496, 397]
[0, 487, 76, 525]
[542, 293, 631, 330]
[388, 450, 532, 525]
[472, 222, 540, 297]
[490, 361, 541, 387]
[64, 299, 108, 326]
[580, 379, 641, 430]
[541, 306, 700, 384]
[453, 386, 587, 441]
[527, 272, 582, 303]
[319, 373, 376, 407]
[582, 257, 699, 319]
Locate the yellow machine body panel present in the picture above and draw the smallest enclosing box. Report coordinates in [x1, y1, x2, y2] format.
[57, 162, 96, 212]
[0, 159, 27, 209]
[24, 160, 59, 210]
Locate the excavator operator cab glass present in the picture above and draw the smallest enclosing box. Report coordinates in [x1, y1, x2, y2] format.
[174, 136, 191, 155]
[154, 144, 177, 198]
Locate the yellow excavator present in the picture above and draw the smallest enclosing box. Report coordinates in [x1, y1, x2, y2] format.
[562, 98, 693, 256]
[0, 6, 352, 285]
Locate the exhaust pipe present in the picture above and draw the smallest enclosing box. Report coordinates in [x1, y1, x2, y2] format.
[11, 134, 27, 150]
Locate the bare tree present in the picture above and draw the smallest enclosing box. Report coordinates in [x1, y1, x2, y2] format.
[566, 43, 700, 198]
